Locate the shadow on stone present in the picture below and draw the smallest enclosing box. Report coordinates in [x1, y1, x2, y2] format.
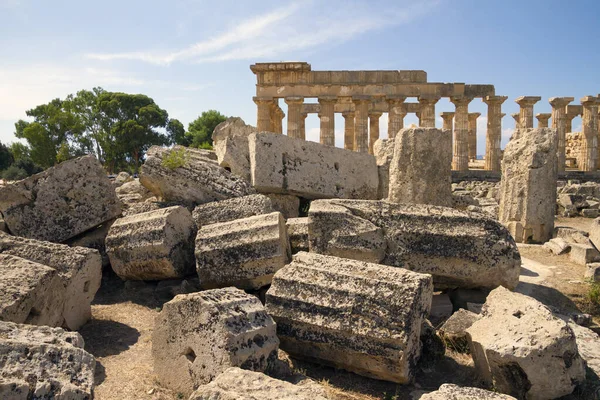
[94, 360, 107, 386]
[79, 319, 140, 358]
[515, 281, 582, 314]
[520, 266, 539, 277]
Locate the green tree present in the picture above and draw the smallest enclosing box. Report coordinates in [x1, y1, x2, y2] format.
[8, 142, 30, 161]
[167, 119, 186, 146]
[66, 87, 107, 159]
[0, 141, 13, 171]
[13, 157, 43, 176]
[186, 110, 227, 148]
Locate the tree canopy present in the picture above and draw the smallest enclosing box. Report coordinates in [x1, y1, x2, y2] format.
[185, 110, 227, 148]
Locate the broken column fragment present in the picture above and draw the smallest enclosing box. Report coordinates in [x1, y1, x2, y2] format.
[106, 206, 197, 280]
[192, 194, 274, 226]
[265, 252, 433, 384]
[212, 117, 257, 181]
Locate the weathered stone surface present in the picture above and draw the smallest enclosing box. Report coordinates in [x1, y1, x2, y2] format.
[188, 367, 328, 400]
[308, 200, 520, 290]
[0, 254, 64, 327]
[66, 219, 115, 268]
[589, 217, 600, 250]
[286, 217, 309, 254]
[582, 208, 600, 218]
[373, 138, 395, 199]
[116, 178, 153, 201]
[429, 293, 453, 325]
[585, 263, 600, 282]
[192, 194, 274, 226]
[107, 206, 197, 280]
[439, 309, 480, 352]
[265, 194, 300, 219]
[388, 128, 452, 206]
[569, 242, 600, 265]
[196, 212, 290, 289]
[0, 321, 95, 399]
[0, 155, 122, 243]
[567, 321, 600, 379]
[555, 226, 591, 245]
[420, 384, 516, 400]
[114, 171, 133, 186]
[249, 132, 378, 199]
[152, 287, 279, 396]
[0, 215, 6, 233]
[543, 237, 570, 255]
[122, 200, 163, 217]
[140, 146, 254, 207]
[499, 128, 558, 243]
[265, 252, 433, 384]
[466, 287, 585, 399]
[212, 117, 256, 182]
[0, 232, 102, 330]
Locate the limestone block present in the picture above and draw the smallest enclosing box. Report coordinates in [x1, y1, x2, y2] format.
[0, 155, 122, 243]
[140, 146, 254, 207]
[499, 128, 558, 243]
[582, 208, 599, 218]
[192, 194, 274, 226]
[584, 263, 600, 282]
[0, 254, 64, 327]
[555, 226, 591, 245]
[249, 132, 378, 200]
[286, 217, 309, 254]
[265, 194, 300, 219]
[195, 212, 290, 289]
[589, 217, 600, 249]
[107, 206, 197, 280]
[567, 321, 600, 379]
[66, 219, 115, 268]
[558, 193, 588, 210]
[466, 287, 585, 399]
[265, 252, 433, 384]
[420, 384, 516, 400]
[212, 117, 257, 182]
[373, 137, 395, 199]
[569, 243, 600, 265]
[388, 128, 452, 206]
[115, 178, 153, 202]
[114, 171, 133, 186]
[308, 199, 521, 290]
[0, 232, 102, 330]
[188, 367, 328, 400]
[152, 288, 279, 396]
[542, 237, 570, 255]
[439, 309, 480, 352]
[429, 293, 453, 325]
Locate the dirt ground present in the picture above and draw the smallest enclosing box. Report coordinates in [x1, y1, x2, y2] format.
[79, 216, 600, 400]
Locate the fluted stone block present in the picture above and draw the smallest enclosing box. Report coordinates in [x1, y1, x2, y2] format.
[286, 217, 309, 253]
[106, 206, 197, 280]
[152, 288, 279, 397]
[195, 212, 290, 289]
[212, 117, 257, 182]
[192, 194, 274, 226]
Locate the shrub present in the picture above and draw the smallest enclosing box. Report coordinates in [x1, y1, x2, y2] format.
[161, 147, 187, 170]
[2, 165, 28, 181]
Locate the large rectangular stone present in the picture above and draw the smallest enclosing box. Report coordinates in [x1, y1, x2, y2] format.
[249, 132, 378, 199]
[191, 194, 274, 226]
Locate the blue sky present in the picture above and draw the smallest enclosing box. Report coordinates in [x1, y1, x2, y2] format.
[1, 0, 599, 154]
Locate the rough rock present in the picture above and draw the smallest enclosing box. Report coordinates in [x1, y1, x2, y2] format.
[420, 384, 516, 400]
[114, 171, 133, 186]
[212, 117, 256, 182]
[585, 263, 600, 282]
[195, 212, 290, 289]
[286, 217, 309, 254]
[115, 178, 154, 203]
[499, 128, 558, 243]
[308, 199, 521, 290]
[249, 132, 378, 199]
[192, 194, 274, 226]
[0, 232, 102, 330]
[372, 138, 395, 199]
[140, 145, 254, 207]
[582, 208, 599, 218]
[569, 242, 600, 265]
[265, 194, 300, 219]
[188, 367, 328, 400]
[0, 215, 6, 233]
[388, 127, 452, 206]
[265, 252, 433, 383]
[439, 309, 480, 352]
[0, 155, 122, 242]
[122, 200, 162, 217]
[0, 254, 64, 327]
[152, 287, 279, 396]
[466, 287, 585, 399]
[107, 206, 197, 280]
[555, 226, 591, 245]
[567, 321, 600, 379]
[0, 321, 95, 399]
[543, 237, 570, 255]
[589, 217, 600, 249]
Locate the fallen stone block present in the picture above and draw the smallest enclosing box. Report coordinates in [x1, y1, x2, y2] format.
[429, 293, 453, 325]
[0, 155, 122, 242]
[192, 194, 274, 226]
[420, 384, 516, 400]
[439, 309, 480, 353]
[555, 226, 591, 245]
[196, 212, 290, 290]
[0, 254, 64, 327]
[188, 367, 328, 400]
[308, 199, 521, 290]
[558, 193, 588, 210]
[66, 219, 115, 268]
[265, 193, 300, 219]
[569, 242, 600, 265]
[212, 117, 256, 182]
[566, 321, 600, 380]
[0, 232, 102, 330]
[152, 287, 279, 396]
[466, 287, 585, 399]
[543, 237, 570, 255]
[0, 321, 96, 399]
[589, 217, 600, 249]
[286, 217, 309, 254]
[585, 263, 600, 282]
[582, 208, 599, 218]
[107, 206, 197, 280]
[249, 132, 378, 199]
[265, 252, 433, 384]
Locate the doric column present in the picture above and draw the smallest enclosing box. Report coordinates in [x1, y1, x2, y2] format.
[512, 113, 521, 130]
[387, 96, 406, 139]
[535, 113, 551, 128]
[299, 111, 307, 140]
[270, 102, 285, 134]
[254, 97, 273, 132]
[342, 112, 355, 151]
[549, 97, 574, 172]
[368, 112, 382, 154]
[440, 112, 455, 131]
[284, 97, 304, 139]
[483, 96, 508, 172]
[418, 96, 440, 128]
[451, 97, 472, 171]
[318, 96, 336, 147]
[581, 96, 600, 171]
[515, 96, 542, 129]
[353, 97, 370, 153]
[468, 112, 481, 161]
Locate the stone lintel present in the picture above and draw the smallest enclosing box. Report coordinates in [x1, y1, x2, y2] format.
[250, 62, 311, 73]
[581, 96, 600, 105]
[302, 102, 420, 115]
[253, 96, 274, 103]
[549, 97, 574, 107]
[567, 105, 584, 116]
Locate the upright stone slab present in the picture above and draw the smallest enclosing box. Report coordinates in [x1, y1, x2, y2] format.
[466, 287, 585, 399]
[106, 206, 197, 280]
[140, 146, 254, 207]
[195, 212, 290, 289]
[0, 254, 64, 327]
[152, 288, 279, 397]
[212, 117, 257, 181]
[0, 232, 102, 330]
[192, 194, 274, 226]
[0, 321, 96, 399]
[249, 132, 378, 199]
[265, 252, 433, 384]
[373, 137, 396, 199]
[308, 199, 521, 290]
[499, 128, 558, 243]
[388, 127, 452, 206]
[0, 155, 122, 242]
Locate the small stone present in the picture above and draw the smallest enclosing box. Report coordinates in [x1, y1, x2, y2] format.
[543, 237, 570, 255]
[420, 384, 516, 400]
[581, 208, 599, 218]
[439, 309, 480, 353]
[569, 243, 600, 266]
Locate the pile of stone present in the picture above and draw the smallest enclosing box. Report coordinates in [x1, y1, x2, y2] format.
[452, 180, 500, 218]
[557, 181, 600, 218]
